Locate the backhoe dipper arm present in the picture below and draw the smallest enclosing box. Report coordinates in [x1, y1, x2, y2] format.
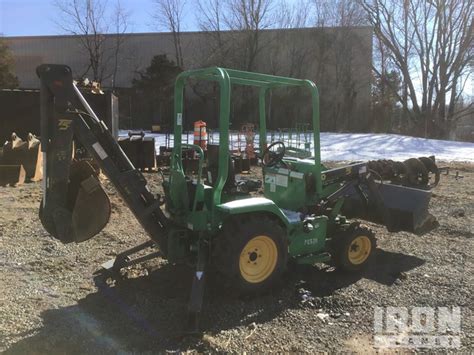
[37, 64, 169, 252]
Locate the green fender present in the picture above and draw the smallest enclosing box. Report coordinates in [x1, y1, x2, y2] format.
[215, 197, 292, 227]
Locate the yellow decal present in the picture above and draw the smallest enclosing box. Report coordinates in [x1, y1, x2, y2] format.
[58, 119, 72, 130]
[321, 174, 326, 181]
[345, 167, 352, 175]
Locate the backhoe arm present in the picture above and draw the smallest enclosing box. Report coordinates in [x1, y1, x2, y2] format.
[37, 64, 168, 252]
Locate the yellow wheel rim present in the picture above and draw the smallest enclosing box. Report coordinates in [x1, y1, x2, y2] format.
[239, 235, 278, 283]
[348, 236, 372, 265]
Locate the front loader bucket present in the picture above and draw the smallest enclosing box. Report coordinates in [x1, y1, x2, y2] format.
[40, 160, 111, 243]
[343, 181, 438, 235]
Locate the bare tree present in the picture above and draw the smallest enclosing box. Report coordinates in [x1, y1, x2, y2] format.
[54, 0, 129, 85]
[275, 0, 312, 29]
[196, 0, 229, 66]
[197, 0, 224, 33]
[110, 1, 129, 89]
[153, 0, 186, 68]
[193, 0, 372, 131]
[225, 0, 275, 71]
[270, 0, 313, 76]
[309, 0, 370, 131]
[197, 0, 302, 70]
[313, 0, 366, 27]
[360, 0, 474, 138]
[372, 36, 403, 132]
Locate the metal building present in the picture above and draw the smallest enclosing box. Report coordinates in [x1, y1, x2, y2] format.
[4, 27, 373, 131]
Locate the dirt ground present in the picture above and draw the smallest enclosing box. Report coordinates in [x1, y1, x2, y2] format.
[0, 161, 472, 353]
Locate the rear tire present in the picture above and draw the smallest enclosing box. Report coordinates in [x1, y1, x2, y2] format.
[332, 224, 376, 272]
[213, 216, 288, 294]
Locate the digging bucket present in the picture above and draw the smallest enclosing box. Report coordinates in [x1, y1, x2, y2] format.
[343, 181, 438, 235]
[40, 160, 111, 243]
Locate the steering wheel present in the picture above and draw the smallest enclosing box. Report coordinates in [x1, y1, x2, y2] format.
[262, 141, 286, 167]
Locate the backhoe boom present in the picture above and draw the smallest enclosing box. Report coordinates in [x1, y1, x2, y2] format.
[37, 64, 168, 250]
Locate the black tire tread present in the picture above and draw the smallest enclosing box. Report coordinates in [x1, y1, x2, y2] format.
[332, 223, 376, 272]
[213, 215, 288, 294]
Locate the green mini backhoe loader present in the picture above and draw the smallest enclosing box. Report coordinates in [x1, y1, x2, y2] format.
[37, 65, 438, 327]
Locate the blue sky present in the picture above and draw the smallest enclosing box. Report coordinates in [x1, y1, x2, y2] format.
[1, 1, 471, 100]
[0, 0, 198, 36]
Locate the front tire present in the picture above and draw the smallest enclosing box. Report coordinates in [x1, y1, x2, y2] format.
[214, 216, 288, 294]
[332, 224, 376, 272]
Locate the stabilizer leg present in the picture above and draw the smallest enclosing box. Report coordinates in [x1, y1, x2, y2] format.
[186, 239, 208, 333]
[98, 240, 161, 274]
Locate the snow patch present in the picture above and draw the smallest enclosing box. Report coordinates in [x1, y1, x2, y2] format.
[119, 130, 474, 163]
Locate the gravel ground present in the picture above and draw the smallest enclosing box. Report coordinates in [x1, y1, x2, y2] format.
[0, 162, 472, 353]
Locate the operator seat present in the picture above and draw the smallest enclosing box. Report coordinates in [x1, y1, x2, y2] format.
[206, 144, 236, 190]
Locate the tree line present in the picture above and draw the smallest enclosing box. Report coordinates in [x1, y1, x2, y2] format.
[0, 0, 472, 139]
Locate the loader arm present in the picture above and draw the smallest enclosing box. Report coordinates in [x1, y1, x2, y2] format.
[37, 64, 169, 252]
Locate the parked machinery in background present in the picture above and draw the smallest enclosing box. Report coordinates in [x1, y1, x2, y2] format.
[118, 131, 156, 171]
[0, 132, 42, 186]
[367, 156, 440, 189]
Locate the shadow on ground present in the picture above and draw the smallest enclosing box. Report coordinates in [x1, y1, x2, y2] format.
[295, 248, 426, 298]
[5, 248, 424, 354]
